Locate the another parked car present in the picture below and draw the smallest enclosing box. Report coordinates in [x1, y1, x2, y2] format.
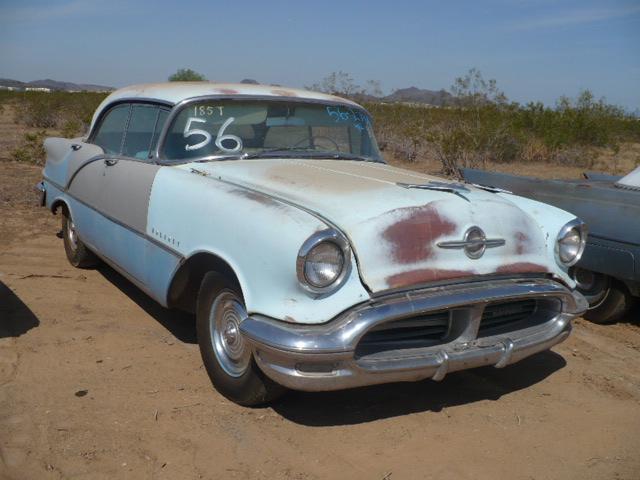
[462, 167, 639, 324]
[39, 83, 588, 405]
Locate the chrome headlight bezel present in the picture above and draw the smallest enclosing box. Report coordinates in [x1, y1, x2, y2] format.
[296, 229, 351, 295]
[555, 218, 588, 267]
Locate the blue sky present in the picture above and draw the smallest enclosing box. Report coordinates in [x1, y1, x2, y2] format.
[1, 0, 639, 109]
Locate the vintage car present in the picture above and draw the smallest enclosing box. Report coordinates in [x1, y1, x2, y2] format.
[38, 82, 588, 405]
[462, 167, 639, 324]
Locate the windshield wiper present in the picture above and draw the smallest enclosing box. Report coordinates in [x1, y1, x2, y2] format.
[244, 149, 378, 163]
[319, 152, 380, 162]
[193, 153, 246, 163]
[240, 147, 317, 159]
[192, 148, 379, 163]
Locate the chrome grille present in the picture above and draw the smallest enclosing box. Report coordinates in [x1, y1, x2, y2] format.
[478, 299, 539, 337]
[355, 311, 449, 356]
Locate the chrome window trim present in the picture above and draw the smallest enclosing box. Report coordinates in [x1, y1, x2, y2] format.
[296, 229, 352, 297]
[89, 98, 174, 140]
[555, 218, 588, 267]
[152, 95, 378, 165]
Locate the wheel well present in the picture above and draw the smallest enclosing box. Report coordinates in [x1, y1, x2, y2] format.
[51, 199, 69, 215]
[167, 252, 242, 313]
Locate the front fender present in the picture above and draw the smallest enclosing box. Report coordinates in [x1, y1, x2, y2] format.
[497, 192, 579, 287]
[147, 167, 370, 324]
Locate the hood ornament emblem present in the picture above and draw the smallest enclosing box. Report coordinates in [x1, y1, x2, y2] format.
[437, 227, 505, 259]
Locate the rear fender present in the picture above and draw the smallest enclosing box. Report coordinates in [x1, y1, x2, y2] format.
[43, 137, 104, 189]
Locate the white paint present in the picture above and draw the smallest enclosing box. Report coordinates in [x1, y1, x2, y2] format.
[183, 117, 211, 151]
[214, 117, 242, 153]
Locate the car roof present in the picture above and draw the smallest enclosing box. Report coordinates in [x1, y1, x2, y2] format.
[91, 82, 362, 131]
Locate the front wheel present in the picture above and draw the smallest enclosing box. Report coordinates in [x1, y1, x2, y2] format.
[196, 272, 285, 406]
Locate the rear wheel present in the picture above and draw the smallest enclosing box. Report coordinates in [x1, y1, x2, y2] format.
[575, 268, 636, 324]
[196, 272, 285, 406]
[62, 210, 99, 268]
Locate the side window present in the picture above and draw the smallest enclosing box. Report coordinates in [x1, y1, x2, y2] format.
[150, 109, 169, 153]
[92, 104, 130, 154]
[122, 105, 159, 159]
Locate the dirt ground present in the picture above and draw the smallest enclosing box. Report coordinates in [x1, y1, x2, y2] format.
[1, 159, 639, 480]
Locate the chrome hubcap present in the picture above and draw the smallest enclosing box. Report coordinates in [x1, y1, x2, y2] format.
[67, 217, 78, 251]
[210, 291, 251, 377]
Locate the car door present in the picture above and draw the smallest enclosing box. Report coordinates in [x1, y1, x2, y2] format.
[66, 103, 130, 251]
[96, 104, 170, 284]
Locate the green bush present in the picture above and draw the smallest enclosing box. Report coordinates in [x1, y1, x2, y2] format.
[364, 90, 639, 173]
[4, 85, 639, 172]
[10, 130, 48, 165]
[13, 91, 107, 132]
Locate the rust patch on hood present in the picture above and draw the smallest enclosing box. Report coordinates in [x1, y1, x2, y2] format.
[494, 263, 549, 274]
[386, 269, 474, 289]
[218, 88, 239, 95]
[383, 205, 457, 264]
[514, 231, 531, 255]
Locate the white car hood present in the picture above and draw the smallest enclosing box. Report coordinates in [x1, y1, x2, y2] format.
[183, 159, 557, 292]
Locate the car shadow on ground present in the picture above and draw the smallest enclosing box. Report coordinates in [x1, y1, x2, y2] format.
[0, 281, 40, 338]
[97, 265, 197, 344]
[272, 350, 567, 426]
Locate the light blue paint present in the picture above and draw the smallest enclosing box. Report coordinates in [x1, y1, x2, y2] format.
[44, 179, 180, 306]
[146, 166, 371, 324]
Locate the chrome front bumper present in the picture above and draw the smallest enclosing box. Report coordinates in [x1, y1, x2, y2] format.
[240, 278, 587, 392]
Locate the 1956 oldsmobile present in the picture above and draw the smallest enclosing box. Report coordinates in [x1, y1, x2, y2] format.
[39, 83, 588, 405]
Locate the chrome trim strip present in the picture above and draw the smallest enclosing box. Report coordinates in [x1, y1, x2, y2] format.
[42, 177, 183, 260]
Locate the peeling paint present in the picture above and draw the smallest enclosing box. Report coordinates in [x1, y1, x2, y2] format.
[514, 231, 530, 255]
[386, 269, 474, 288]
[382, 205, 457, 264]
[177, 158, 573, 295]
[494, 263, 548, 274]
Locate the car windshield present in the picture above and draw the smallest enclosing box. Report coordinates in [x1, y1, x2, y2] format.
[161, 99, 383, 162]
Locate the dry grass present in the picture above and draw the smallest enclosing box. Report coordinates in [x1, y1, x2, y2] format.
[1, 94, 638, 180]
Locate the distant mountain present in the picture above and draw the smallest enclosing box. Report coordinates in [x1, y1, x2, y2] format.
[383, 87, 453, 106]
[0, 77, 113, 92]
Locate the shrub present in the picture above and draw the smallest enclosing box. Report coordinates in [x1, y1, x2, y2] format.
[10, 130, 48, 165]
[15, 91, 107, 132]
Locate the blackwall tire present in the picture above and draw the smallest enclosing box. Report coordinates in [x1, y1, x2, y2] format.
[583, 282, 636, 324]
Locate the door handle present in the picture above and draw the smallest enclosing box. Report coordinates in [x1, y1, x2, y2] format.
[104, 158, 119, 167]
[71, 144, 82, 151]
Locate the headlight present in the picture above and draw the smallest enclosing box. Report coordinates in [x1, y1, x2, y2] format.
[297, 230, 351, 294]
[556, 219, 587, 267]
